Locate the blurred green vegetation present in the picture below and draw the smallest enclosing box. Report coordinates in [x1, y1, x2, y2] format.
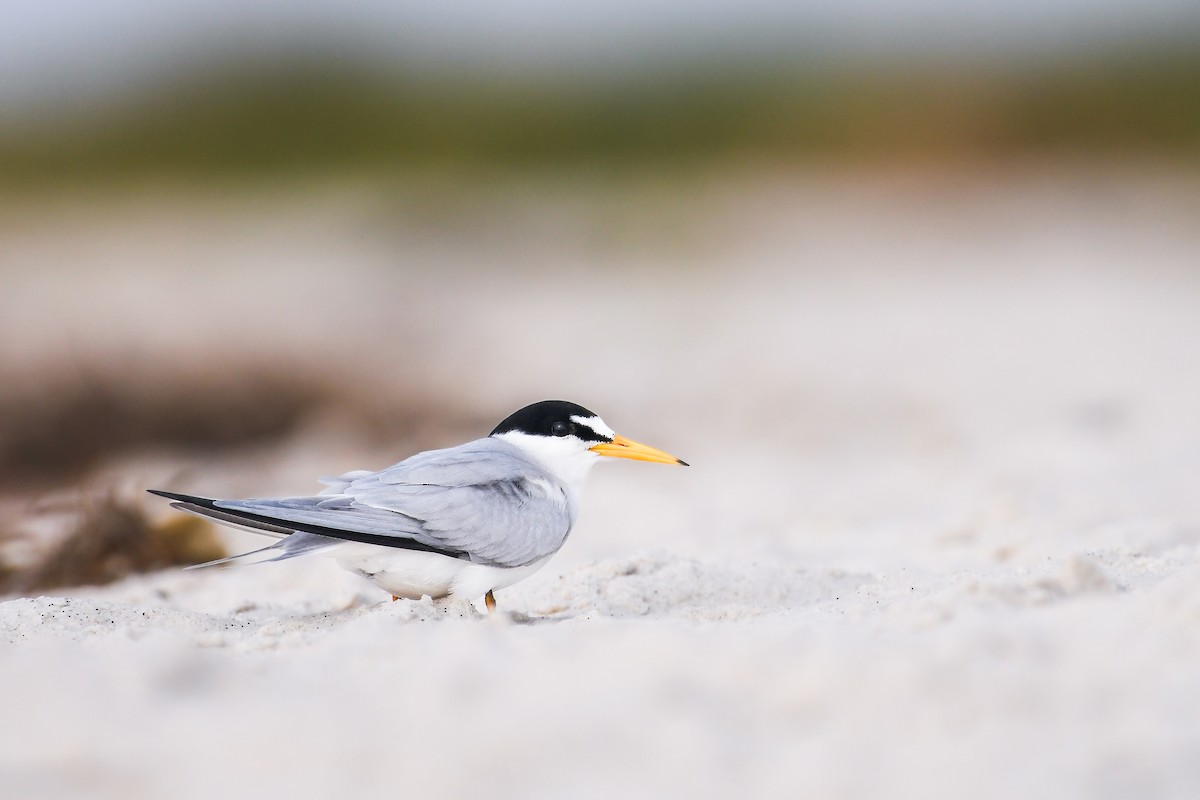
[2, 48, 1198, 185]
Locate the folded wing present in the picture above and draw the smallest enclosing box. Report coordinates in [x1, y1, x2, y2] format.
[153, 437, 575, 569]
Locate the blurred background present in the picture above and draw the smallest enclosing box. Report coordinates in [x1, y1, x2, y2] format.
[2, 0, 1199, 585]
[4, 3, 1200, 799]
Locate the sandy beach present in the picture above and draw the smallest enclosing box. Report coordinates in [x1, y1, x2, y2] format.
[2, 165, 1200, 799]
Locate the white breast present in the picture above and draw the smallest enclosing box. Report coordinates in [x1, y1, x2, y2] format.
[333, 544, 551, 601]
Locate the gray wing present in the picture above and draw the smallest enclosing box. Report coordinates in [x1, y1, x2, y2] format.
[213, 438, 575, 568]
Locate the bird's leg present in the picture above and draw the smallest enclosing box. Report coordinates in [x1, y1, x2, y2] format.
[484, 590, 497, 613]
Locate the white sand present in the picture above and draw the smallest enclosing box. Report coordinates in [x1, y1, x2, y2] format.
[3, 166, 1200, 799]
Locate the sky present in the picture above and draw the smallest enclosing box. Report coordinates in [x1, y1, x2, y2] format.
[1, 0, 1198, 111]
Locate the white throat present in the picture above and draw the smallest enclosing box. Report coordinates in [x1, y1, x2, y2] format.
[492, 431, 602, 493]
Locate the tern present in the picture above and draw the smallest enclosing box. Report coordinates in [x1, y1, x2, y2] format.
[149, 400, 686, 611]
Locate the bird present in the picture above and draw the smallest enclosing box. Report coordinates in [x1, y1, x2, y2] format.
[149, 400, 686, 611]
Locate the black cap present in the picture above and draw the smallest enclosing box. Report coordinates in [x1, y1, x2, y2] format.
[490, 400, 610, 442]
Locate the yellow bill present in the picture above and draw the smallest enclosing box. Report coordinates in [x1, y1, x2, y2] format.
[590, 434, 688, 466]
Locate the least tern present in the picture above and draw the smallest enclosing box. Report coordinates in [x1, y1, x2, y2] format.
[149, 400, 686, 610]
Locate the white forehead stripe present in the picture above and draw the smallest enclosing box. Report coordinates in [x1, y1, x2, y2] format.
[572, 415, 615, 440]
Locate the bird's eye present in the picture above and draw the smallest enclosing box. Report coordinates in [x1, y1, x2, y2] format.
[550, 421, 570, 437]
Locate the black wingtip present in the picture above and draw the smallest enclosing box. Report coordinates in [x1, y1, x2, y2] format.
[147, 489, 218, 508]
[677, 458, 690, 467]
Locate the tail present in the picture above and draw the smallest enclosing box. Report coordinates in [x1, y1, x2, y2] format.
[184, 541, 287, 570]
[148, 489, 341, 568]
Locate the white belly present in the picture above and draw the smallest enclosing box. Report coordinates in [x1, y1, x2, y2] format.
[332, 543, 550, 601]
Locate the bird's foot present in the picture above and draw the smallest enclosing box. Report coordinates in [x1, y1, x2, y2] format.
[484, 590, 497, 613]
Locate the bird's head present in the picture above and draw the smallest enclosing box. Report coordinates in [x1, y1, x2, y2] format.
[490, 400, 687, 487]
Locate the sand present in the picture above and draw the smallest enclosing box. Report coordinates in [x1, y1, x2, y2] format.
[2, 165, 1200, 799]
